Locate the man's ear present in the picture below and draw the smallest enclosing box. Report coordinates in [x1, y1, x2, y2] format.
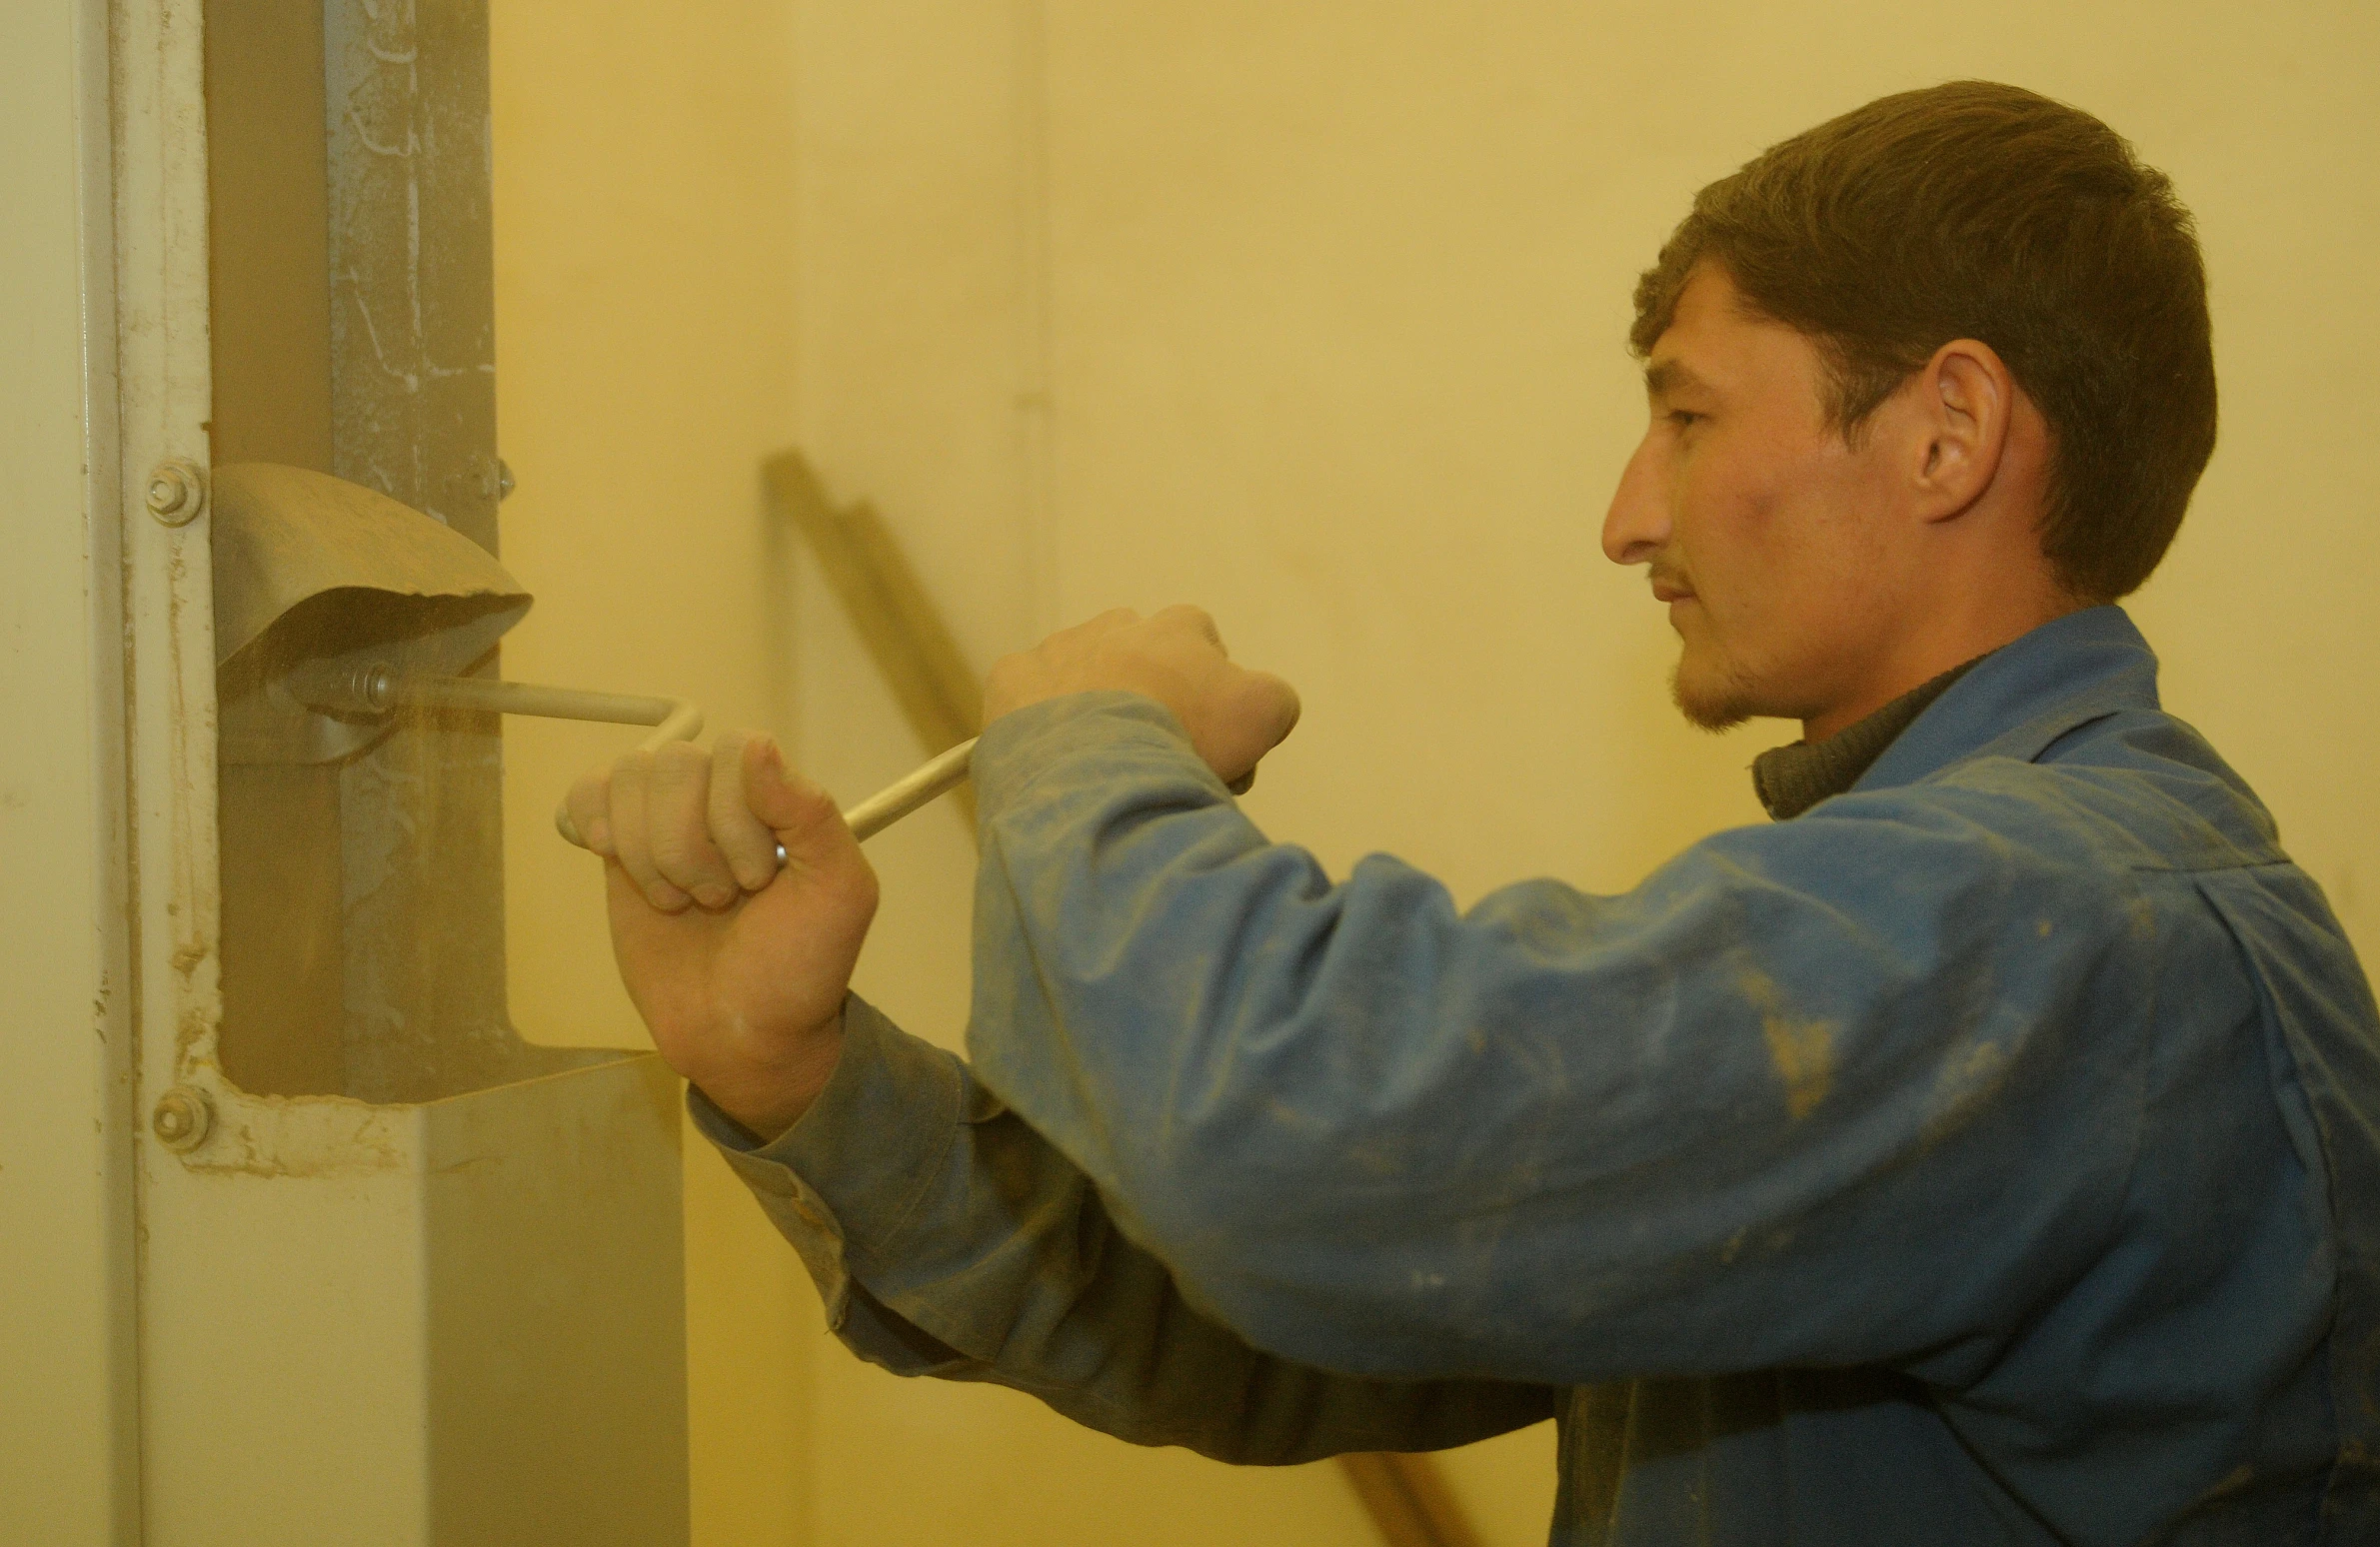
[1911, 338, 2015, 524]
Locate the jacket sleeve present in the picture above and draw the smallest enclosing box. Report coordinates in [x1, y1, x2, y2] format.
[693, 993, 1559, 1462]
[963, 693, 2163, 1389]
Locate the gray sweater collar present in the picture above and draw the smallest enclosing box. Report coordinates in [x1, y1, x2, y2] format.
[1751, 658, 1986, 820]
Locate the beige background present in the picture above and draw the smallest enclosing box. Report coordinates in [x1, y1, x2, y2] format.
[487, 3, 2380, 1543]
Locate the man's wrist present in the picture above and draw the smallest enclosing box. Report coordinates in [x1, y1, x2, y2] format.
[696, 1009, 848, 1143]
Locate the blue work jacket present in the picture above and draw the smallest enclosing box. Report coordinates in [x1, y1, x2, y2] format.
[698, 606, 2380, 1544]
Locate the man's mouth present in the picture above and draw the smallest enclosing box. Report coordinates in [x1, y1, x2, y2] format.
[1650, 577, 1695, 604]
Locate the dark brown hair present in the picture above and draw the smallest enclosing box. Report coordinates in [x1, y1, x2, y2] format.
[1630, 81, 2216, 602]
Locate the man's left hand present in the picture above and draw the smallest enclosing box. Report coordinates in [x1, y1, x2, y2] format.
[983, 606, 1301, 790]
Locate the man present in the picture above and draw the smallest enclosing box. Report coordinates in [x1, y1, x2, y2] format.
[568, 82, 2380, 1543]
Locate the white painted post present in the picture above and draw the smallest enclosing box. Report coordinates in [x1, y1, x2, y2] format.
[0, 2, 139, 1542]
[106, 2, 693, 1541]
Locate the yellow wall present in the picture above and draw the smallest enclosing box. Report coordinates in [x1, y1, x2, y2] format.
[493, 4, 2380, 1545]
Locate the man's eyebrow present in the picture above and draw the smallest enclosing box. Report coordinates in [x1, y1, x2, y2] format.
[1643, 359, 1711, 399]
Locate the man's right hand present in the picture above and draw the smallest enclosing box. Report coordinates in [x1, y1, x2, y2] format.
[563, 731, 878, 1142]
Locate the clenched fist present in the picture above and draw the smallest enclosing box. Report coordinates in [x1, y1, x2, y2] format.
[564, 731, 877, 1141]
[984, 605, 1300, 789]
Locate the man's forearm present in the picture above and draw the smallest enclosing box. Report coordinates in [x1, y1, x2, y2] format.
[694, 994, 1556, 1462]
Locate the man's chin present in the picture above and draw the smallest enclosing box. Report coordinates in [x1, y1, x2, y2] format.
[1669, 657, 1756, 734]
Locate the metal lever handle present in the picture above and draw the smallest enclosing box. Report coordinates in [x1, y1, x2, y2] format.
[839, 738, 978, 843]
[288, 665, 973, 856]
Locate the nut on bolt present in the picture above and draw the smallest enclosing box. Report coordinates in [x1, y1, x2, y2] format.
[145, 458, 207, 526]
[152, 1086, 214, 1152]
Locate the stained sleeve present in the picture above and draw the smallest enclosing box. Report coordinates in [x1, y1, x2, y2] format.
[963, 692, 2163, 1388]
[691, 993, 1558, 1462]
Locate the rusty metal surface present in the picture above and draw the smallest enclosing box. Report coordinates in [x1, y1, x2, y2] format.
[326, 0, 501, 543]
[320, 0, 520, 1104]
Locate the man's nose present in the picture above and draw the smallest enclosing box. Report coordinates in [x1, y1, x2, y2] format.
[1601, 430, 1671, 567]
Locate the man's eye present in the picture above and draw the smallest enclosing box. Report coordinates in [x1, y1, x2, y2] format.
[1668, 410, 1703, 428]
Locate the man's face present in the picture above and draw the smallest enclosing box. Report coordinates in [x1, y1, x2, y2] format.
[1603, 263, 1910, 733]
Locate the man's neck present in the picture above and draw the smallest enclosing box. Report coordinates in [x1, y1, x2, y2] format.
[1755, 656, 1987, 819]
[1800, 588, 2087, 743]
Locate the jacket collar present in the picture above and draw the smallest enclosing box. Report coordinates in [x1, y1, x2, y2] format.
[1854, 606, 2162, 795]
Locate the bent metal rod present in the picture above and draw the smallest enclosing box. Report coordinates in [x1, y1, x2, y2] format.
[293, 663, 976, 860]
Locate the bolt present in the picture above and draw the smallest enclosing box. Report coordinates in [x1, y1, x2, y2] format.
[496, 458, 516, 501]
[152, 1086, 214, 1152]
[145, 458, 207, 526]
